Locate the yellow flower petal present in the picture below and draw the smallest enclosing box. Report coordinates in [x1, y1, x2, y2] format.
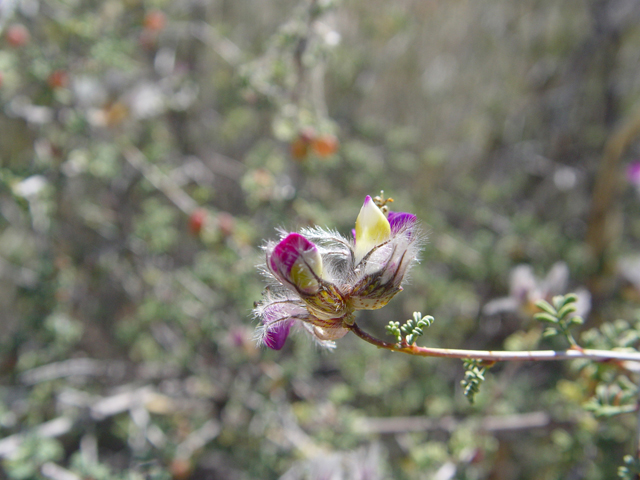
[354, 195, 391, 264]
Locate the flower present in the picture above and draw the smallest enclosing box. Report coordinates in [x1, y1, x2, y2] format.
[482, 261, 591, 319]
[254, 195, 423, 349]
[628, 161, 640, 187]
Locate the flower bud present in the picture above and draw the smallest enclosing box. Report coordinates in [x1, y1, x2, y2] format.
[269, 233, 323, 295]
[354, 195, 391, 264]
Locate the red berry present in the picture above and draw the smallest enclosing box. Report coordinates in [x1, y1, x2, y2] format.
[5, 24, 30, 47]
[188, 209, 207, 235]
[47, 70, 69, 89]
[143, 10, 167, 32]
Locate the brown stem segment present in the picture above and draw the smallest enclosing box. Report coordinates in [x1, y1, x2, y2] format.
[348, 323, 640, 363]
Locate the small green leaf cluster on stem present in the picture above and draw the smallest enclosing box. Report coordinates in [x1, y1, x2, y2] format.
[460, 359, 491, 404]
[584, 377, 639, 418]
[581, 319, 640, 351]
[618, 455, 640, 480]
[576, 318, 640, 418]
[534, 293, 584, 346]
[385, 312, 434, 346]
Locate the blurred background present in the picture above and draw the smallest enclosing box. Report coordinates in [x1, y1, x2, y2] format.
[1, 0, 640, 478]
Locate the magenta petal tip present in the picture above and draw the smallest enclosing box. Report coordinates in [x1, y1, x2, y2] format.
[388, 211, 417, 233]
[270, 233, 316, 274]
[264, 320, 293, 350]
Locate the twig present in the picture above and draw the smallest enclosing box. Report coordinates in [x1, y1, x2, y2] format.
[124, 147, 198, 215]
[91, 386, 155, 420]
[0, 386, 176, 459]
[175, 419, 221, 459]
[0, 417, 73, 458]
[292, 0, 322, 105]
[41, 463, 81, 480]
[349, 322, 640, 363]
[353, 411, 551, 435]
[586, 103, 640, 268]
[203, 151, 246, 181]
[175, 270, 218, 307]
[190, 21, 243, 66]
[19, 358, 126, 385]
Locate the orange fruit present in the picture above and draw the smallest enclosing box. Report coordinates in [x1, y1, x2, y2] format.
[144, 10, 167, 32]
[311, 134, 338, 157]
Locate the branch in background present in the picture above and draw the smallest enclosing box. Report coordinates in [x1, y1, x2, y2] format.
[41, 462, 81, 480]
[202, 151, 246, 182]
[175, 420, 221, 460]
[353, 411, 553, 435]
[19, 358, 181, 386]
[292, 0, 320, 104]
[0, 385, 218, 460]
[190, 21, 244, 66]
[124, 147, 199, 215]
[586, 103, 640, 277]
[0, 418, 73, 459]
[19, 358, 126, 385]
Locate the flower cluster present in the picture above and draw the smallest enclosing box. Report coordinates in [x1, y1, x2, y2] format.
[482, 261, 591, 320]
[254, 195, 424, 349]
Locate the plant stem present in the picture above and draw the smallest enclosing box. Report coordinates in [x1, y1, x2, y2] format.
[348, 323, 640, 363]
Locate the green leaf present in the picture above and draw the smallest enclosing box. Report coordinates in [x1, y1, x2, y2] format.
[535, 312, 559, 324]
[561, 293, 578, 306]
[570, 316, 584, 325]
[552, 295, 565, 310]
[591, 404, 637, 418]
[556, 303, 577, 320]
[534, 299, 557, 316]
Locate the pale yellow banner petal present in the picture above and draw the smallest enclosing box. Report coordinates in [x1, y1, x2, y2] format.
[354, 195, 391, 264]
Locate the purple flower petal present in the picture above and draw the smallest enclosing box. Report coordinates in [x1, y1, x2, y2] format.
[269, 233, 312, 272]
[264, 320, 293, 350]
[388, 211, 416, 234]
[269, 233, 323, 294]
[260, 301, 307, 350]
[628, 161, 640, 186]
